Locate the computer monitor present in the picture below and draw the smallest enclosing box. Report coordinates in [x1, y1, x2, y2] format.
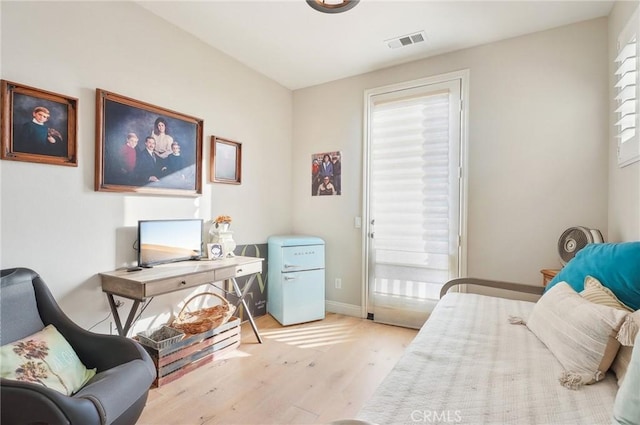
[137, 219, 203, 267]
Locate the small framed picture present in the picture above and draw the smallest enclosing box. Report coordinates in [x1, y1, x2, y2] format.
[207, 243, 224, 260]
[1, 80, 78, 167]
[311, 151, 342, 196]
[210, 136, 241, 184]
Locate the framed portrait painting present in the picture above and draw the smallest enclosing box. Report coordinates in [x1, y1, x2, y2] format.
[210, 136, 241, 184]
[95, 89, 203, 196]
[0, 80, 78, 166]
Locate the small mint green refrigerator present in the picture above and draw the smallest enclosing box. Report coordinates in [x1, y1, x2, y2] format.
[267, 235, 325, 325]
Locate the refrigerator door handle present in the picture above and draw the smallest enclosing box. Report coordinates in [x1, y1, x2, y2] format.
[284, 275, 297, 281]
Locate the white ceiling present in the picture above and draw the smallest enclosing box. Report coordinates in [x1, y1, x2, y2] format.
[136, 0, 614, 90]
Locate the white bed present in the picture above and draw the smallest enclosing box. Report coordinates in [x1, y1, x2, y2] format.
[357, 291, 619, 425]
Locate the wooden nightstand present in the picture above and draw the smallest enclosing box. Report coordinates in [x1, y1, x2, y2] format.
[540, 269, 560, 287]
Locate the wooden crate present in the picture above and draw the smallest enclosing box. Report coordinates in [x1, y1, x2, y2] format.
[141, 317, 241, 387]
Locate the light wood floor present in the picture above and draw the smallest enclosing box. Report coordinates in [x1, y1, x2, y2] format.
[138, 313, 417, 425]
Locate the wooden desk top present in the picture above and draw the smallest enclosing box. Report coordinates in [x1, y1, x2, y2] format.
[100, 256, 263, 300]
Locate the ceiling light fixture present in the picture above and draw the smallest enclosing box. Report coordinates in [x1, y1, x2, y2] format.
[306, 0, 359, 14]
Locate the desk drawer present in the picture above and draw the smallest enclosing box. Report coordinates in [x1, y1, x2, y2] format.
[145, 273, 214, 297]
[235, 261, 262, 278]
[214, 266, 236, 281]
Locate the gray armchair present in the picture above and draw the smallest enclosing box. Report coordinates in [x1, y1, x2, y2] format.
[0, 268, 156, 425]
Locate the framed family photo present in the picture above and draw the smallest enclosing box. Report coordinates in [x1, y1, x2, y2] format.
[95, 89, 203, 196]
[311, 151, 342, 196]
[210, 136, 242, 184]
[1, 80, 78, 167]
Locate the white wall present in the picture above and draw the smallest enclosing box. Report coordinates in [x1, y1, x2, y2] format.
[608, 1, 640, 242]
[292, 18, 610, 310]
[0, 1, 293, 333]
[2, 2, 634, 326]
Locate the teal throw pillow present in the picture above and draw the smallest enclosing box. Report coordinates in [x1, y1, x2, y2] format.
[545, 242, 640, 310]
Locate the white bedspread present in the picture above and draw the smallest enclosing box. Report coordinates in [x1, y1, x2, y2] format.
[357, 292, 619, 425]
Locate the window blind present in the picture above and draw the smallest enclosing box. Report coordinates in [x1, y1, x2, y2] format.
[369, 89, 452, 328]
[615, 8, 640, 167]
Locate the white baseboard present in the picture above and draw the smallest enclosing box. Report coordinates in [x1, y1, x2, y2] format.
[325, 300, 364, 318]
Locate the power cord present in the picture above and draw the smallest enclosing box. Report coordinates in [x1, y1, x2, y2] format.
[88, 311, 112, 331]
[123, 298, 154, 337]
[88, 297, 153, 336]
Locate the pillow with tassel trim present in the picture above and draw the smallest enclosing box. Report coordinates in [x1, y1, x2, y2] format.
[525, 282, 634, 390]
[577, 275, 639, 386]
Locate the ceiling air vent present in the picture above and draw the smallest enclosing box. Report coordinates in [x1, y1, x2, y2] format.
[386, 31, 426, 49]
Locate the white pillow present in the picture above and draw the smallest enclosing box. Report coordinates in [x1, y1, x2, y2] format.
[579, 276, 639, 386]
[527, 282, 630, 389]
[612, 331, 640, 424]
[611, 310, 640, 386]
[580, 275, 633, 312]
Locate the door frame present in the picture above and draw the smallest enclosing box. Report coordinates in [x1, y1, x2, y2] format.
[360, 69, 470, 318]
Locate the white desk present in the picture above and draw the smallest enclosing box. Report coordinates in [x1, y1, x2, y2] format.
[99, 256, 263, 342]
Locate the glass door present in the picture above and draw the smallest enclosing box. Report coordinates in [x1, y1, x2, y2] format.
[364, 76, 465, 329]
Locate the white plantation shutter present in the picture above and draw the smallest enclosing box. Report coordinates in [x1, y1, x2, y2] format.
[368, 81, 461, 329]
[615, 7, 640, 167]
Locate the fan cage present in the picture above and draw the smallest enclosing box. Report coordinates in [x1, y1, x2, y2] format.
[557, 226, 604, 265]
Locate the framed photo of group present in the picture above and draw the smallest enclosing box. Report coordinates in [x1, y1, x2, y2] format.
[95, 89, 204, 196]
[311, 151, 342, 196]
[0, 80, 78, 167]
[210, 136, 242, 185]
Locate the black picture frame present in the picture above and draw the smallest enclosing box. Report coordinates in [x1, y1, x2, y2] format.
[1, 80, 78, 167]
[312, 150, 342, 196]
[207, 243, 224, 260]
[95, 89, 203, 196]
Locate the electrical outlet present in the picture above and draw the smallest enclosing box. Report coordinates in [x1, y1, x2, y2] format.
[335, 278, 342, 289]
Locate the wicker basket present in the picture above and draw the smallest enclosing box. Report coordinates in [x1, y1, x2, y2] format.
[137, 325, 185, 350]
[170, 292, 236, 335]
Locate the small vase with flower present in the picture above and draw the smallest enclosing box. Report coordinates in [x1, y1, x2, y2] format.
[209, 215, 236, 257]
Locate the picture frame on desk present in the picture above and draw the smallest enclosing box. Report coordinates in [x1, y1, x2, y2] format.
[1, 80, 78, 167]
[95, 89, 203, 196]
[207, 243, 224, 260]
